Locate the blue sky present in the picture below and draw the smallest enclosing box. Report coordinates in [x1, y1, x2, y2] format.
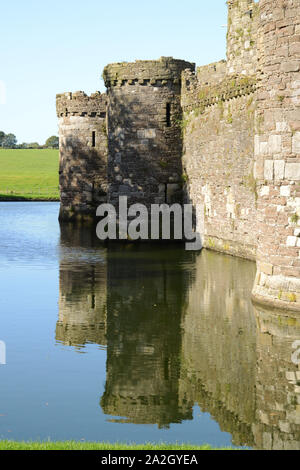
[0, 0, 227, 144]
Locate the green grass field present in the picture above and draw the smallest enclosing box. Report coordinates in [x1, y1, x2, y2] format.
[0, 441, 234, 451]
[0, 149, 59, 200]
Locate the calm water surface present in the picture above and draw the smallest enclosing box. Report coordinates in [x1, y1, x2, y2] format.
[0, 202, 300, 449]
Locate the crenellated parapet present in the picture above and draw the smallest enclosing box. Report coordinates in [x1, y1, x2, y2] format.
[56, 91, 107, 117]
[182, 69, 256, 112]
[103, 57, 195, 88]
[195, 60, 227, 86]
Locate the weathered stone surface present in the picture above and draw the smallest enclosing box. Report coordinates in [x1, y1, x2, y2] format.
[285, 163, 300, 180]
[226, 0, 259, 77]
[252, 0, 300, 310]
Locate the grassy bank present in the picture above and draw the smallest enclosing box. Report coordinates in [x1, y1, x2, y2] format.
[0, 149, 59, 200]
[0, 441, 234, 450]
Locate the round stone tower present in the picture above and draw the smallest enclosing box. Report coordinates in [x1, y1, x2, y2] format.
[56, 91, 108, 222]
[102, 57, 195, 208]
[252, 0, 300, 310]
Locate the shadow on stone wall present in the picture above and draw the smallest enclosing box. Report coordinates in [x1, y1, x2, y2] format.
[59, 136, 107, 222]
[107, 84, 183, 209]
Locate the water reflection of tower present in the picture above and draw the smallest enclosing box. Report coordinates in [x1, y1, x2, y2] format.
[252, 305, 300, 450]
[56, 224, 107, 349]
[101, 244, 195, 428]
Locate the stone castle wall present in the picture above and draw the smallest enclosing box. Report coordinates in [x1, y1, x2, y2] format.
[57, 0, 300, 311]
[252, 0, 300, 309]
[181, 70, 257, 259]
[180, 0, 258, 260]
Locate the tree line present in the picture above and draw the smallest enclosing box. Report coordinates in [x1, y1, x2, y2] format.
[0, 131, 59, 149]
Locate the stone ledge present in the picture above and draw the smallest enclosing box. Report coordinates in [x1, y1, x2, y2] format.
[252, 291, 300, 315]
[203, 236, 257, 261]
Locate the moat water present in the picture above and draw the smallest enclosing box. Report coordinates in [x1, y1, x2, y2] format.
[0, 202, 300, 449]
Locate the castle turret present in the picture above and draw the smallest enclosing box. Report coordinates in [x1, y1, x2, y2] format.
[56, 91, 108, 222]
[252, 0, 300, 309]
[103, 57, 195, 208]
[226, 0, 259, 76]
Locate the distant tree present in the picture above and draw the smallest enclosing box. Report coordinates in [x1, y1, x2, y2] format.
[45, 136, 59, 149]
[0, 131, 5, 146]
[1, 133, 17, 148]
[27, 142, 41, 149]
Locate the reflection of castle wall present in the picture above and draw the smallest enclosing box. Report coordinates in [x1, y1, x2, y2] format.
[253, 305, 300, 450]
[180, 250, 257, 447]
[55, 223, 300, 447]
[56, 224, 107, 349]
[57, 265, 107, 348]
[101, 245, 195, 427]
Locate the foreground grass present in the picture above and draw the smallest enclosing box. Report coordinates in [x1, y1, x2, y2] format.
[0, 441, 234, 451]
[0, 149, 59, 200]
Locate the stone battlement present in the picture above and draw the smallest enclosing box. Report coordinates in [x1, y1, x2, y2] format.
[102, 57, 195, 87]
[56, 91, 107, 117]
[182, 70, 256, 111]
[195, 60, 227, 87]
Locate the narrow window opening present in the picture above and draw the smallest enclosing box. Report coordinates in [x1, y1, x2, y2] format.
[166, 103, 171, 127]
[92, 131, 96, 147]
[164, 357, 169, 380]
